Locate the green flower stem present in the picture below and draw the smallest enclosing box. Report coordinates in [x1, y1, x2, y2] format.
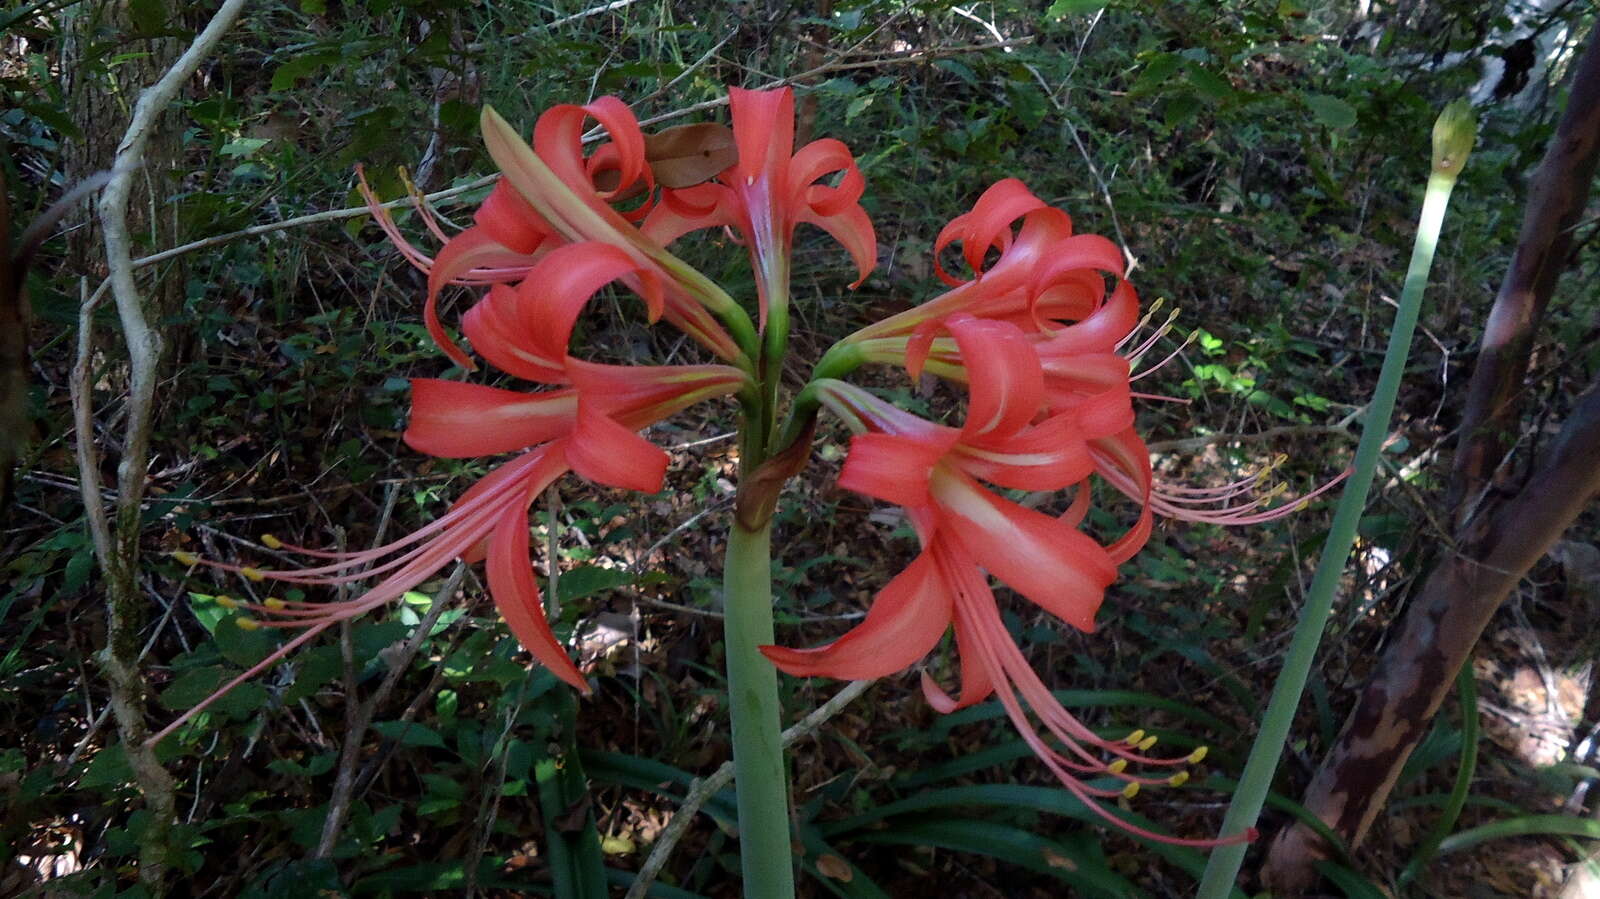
[1196, 169, 1461, 897]
[723, 518, 795, 899]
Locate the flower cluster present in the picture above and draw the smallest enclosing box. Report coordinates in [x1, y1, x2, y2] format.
[759, 175, 1336, 844]
[166, 86, 1328, 846]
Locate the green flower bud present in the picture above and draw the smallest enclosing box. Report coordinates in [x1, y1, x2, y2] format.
[1432, 98, 1476, 179]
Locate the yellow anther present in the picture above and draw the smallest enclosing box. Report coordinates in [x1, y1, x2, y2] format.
[1137, 735, 1159, 751]
[1167, 771, 1190, 788]
[235, 617, 261, 631]
[1149, 296, 1165, 313]
[240, 567, 265, 582]
[263, 597, 286, 611]
[1125, 729, 1145, 746]
[1273, 453, 1289, 468]
[172, 551, 200, 567]
[215, 595, 239, 610]
[1107, 759, 1128, 775]
[261, 534, 283, 550]
[1121, 782, 1141, 799]
[1187, 746, 1209, 764]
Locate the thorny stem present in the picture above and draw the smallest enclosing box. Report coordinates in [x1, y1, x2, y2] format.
[1196, 170, 1462, 897]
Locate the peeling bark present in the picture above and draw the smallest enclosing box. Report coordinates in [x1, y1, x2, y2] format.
[1260, 22, 1600, 894]
[1447, 24, 1600, 529]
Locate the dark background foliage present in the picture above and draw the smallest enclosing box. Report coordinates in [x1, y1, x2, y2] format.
[3, 0, 1598, 895]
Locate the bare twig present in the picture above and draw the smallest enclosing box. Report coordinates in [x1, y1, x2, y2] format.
[624, 679, 873, 899]
[72, 0, 251, 888]
[315, 563, 465, 858]
[1144, 423, 1355, 455]
[462, 0, 642, 53]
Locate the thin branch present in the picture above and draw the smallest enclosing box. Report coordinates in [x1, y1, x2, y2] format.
[315, 564, 465, 858]
[78, 0, 252, 889]
[624, 679, 873, 899]
[1144, 423, 1355, 455]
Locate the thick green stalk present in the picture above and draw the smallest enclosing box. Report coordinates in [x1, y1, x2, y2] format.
[1196, 169, 1461, 897]
[723, 519, 794, 898]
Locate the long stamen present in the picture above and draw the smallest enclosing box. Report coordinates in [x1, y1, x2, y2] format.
[956, 588, 1248, 846]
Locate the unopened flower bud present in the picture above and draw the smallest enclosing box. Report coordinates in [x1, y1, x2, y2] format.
[1432, 99, 1476, 179]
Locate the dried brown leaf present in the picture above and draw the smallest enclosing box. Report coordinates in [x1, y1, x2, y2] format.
[644, 122, 737, 188]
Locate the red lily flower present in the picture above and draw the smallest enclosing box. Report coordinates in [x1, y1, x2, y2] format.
[761, 364, 1241, 844]
[642, 87, 877, 331]
[835, 178, 1337, 527]
[156, 240, 749, 746]
[356, 99, 749, 368]
[767, 276, 1285, 843]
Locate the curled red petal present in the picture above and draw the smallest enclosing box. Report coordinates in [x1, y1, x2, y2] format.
[761, 551, 951, 680]
[838, 431, 956, 509]
[424, 228, 522, 370]
[1091, 428, 1154, 566]
[948, 316, 1044, 440]
[798, 194, 876, 288]
[729, 87, 795, 189]
[952, 412, 1094, 492]
[474, 179, 555, 255]
[487, 486, 589, 692]
[932, 470, 1114, 633]
[642, 183, 738, 247]
[405, 380, 577, 458]
[566, 400, 668, 493]
[789, 138, 864, 216]
[515, 242, 662, 363]
[959, 179, 1048, 277]
[1035, 277, 1140, 356]
[462, 284, 567, 383]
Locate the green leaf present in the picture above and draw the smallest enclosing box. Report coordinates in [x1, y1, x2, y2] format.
[270, 51, 340, 93]
[370, 720, 447, 749]
[854, 817, 1137, 897]
[1314, 861, 1390, 899]
[1305, 94, 1358, 130]
[220, 137, 270, 159]
[80, 744, 133, 790]
[558, 565, 634, 603]
[1130, 53, 1181, 97]
[268, 752, 337, 778]
[1185, 64, 1235, 102]
[1438, 814, 1600, 854]
[1006, 82, 1050, 130]
[215, 615, 279, 667]
[1045, 0, 1108, 15]
[128, 0, 165, 34]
